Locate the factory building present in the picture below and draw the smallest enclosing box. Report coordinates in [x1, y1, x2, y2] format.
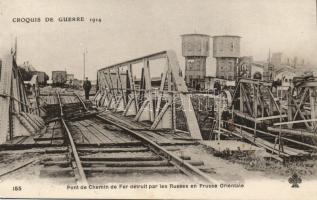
[274, 69, 296, 100]
[236, 56, 252, 79]
[181, 34, 210, 89]
[213, 35, 241, 80]
[237, 57, 265, 80]
[271, 52, 307, 70]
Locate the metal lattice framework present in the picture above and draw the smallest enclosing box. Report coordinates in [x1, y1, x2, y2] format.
[0, 52, 44, 143]
[287, 79, 317, 129]
[229, 78, 317, 152]
[232, 79, 286, 124]
[268, 78, 317, 138]
[94, 50, 202, 139]
[229, 78, 313, 155]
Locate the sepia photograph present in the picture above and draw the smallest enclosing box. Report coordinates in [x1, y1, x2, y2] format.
[0, 0, 316, 199]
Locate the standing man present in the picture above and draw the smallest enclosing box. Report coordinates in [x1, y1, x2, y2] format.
[83, 77, 91, 100]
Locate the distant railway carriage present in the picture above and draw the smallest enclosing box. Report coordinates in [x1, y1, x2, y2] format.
[52, 71, 67, 86]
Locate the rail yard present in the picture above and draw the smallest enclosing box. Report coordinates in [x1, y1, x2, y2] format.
[0, 34, 317, 188]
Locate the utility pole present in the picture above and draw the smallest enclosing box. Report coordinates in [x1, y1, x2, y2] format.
[12, 36, 17, 60]
[83, 48, 87, 80]
[15, 37, 17, 60]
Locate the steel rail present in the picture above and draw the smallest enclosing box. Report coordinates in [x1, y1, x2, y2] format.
[95, 114, 214, 183]
[56, 93, 88, 184]
[56, 92, 64, 117]
[61, 118, 88, 184]
[73, 92, 88, 111]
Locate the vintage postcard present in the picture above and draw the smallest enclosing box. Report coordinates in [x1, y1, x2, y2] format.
[0, 0, 316, 199]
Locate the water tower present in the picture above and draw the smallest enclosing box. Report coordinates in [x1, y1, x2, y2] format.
[213, 35, 241, 80]
[181, 34, 210, 89]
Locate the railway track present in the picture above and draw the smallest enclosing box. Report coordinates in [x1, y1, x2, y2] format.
[39, 92, 214, 184]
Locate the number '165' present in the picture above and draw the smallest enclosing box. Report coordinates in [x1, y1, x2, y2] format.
[13, 186, 21, 191]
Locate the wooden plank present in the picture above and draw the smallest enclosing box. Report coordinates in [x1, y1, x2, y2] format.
[232, 128, 308, 157]
[50, 121, 63, 145]
[105, 113, 172, 143]
[0, 143, 64, 150]
[82, 160, 173, 167]
[80, 160, 203, 167]
[158, 141, 198, 146]
[43, 161, 71, 167]
[68, 125, 89, 144]
[52, 128, 63, 139]
[268, 127, 316, 138]
[76, 141, 143, 147]
[92, 123, 128, 143]
[34, 131, 52, 140]
[77, 120, 113, 143]
[87, 119, 137, 143]
[34, 136, 64, 141]
[43, 160, 188, 168]
[80, 155, 162, 162]
[73, 122, 99, 144]
[84, 166, 180, 174]
[230, 129, 289, 157]
[71, 122, 101, 144]
[89, 160, 203, 167]
[233, 110, 256, 122]
[21, 136, 35, 145]
[256, 114, 288, 121]
[8, 136, 27, 144]
[0, 147, 67, 153]
[273, 118, 317, 126]
[77, 147, 148, 153]
[85, 119, 128, 143]
[45, 148, 68, 154]
[41, 166, 180, 176]
[85, 124, 116, 143]
[233, 110, 287, 123]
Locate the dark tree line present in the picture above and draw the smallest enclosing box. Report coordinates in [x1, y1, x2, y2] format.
[18, 66, 49, 84]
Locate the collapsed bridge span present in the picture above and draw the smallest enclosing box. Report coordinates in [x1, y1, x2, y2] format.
[94, 50, 202, 139]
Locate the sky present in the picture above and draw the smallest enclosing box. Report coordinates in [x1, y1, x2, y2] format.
[0, 0, 316, 80]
